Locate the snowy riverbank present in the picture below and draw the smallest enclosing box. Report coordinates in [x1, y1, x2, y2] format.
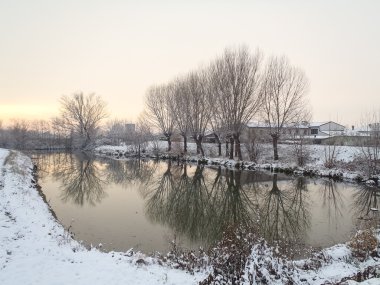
[1, 148, 380, 284]
[95, 142, 380, 185]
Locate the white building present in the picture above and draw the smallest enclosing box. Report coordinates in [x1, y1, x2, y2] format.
[309, 121, 345, 138]
[244, 120, 346, 142]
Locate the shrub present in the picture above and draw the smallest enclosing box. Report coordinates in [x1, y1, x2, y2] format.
[349, 229, 378, 261]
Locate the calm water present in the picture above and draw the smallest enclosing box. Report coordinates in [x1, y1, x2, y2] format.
[32, 152, 380, 255]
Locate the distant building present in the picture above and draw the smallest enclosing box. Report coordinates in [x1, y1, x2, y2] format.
[243, 120, 346, 144]
[309, 121, 345, 138]
[244, 121, 311, 142]
[355, 123, 380, 137]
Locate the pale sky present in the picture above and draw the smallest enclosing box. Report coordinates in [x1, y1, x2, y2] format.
[1, 0, 379, 126]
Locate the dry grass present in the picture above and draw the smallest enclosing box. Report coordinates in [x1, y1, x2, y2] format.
[349, 229, 378, 261]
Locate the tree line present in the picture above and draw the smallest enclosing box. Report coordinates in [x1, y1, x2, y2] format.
[0, 45, 310, 161]
[143, 46, 310, 161]
[0, 94, 106, 150]
[0, 94, 152, 152]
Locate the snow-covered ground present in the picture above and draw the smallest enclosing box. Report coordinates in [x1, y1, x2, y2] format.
[242, 240, 380, 284]
[95, 141, 360, 166]
[1, 148, 380, 284]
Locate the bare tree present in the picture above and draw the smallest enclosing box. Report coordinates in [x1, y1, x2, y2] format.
[132, 114, 155, 155]
[291, 122, 311, 166]
[106, 119, 123, 145]
[260, 56, 309, 160]
[184, 70, 213, 157]
[105, 119, 135, 145]
[170, 79, 191, 153]
[58, 92, 108, 149]
[28, 119, 52, 149]
[210, 46, 262, 160]
[51, 116, 73, 149]
[209, 113, 228, 157]
[359, 111, 380, 177]
[144, 84, 175, 151]
[9, 119, 30, 149]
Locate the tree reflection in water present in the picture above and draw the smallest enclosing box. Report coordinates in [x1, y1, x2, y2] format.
[320, 180, 344, 228]
[258, 174, 310, 255]
[353, 184, 380, 230]
[100, 157, 157, 190]
[211, 169, 258, 232]
[143, 164, 310, 251]
[34, 153, 161, 206]
[32, 152, 107, 206]
[54, 152, 106, 206]
[144, 163, 217, 244]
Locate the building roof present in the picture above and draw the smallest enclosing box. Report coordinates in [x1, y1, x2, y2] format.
[309, 122, 327, 127]
[247, 121, 309, 129]
[309, 121, 345, 128]
[246, 121, 270, 128]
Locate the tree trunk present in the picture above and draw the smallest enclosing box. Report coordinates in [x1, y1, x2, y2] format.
[234, 134, 243, 161]
[199, 141, 204, 157]
[167, 135, 172, 152]
[194, 135, 200, 154]
[183, 134, 187, 153]
[271, 173, 279, 193]
[82, 132, 91, 149]
[229, 136, 234, 160]
[195, 135, 204, 157]
[234, 169, 242, 189]
[226, 141, 229, 157]
[214, 133, 222, 156]
[272, 134, 279, 160]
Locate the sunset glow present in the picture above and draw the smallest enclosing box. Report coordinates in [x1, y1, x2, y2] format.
[0, 104, 56, 122]
[1, 1, 379, 125]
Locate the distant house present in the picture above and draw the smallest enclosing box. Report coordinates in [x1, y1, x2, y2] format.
[309, 121, 345, 138]
[329, 122, 380, 145]
[203, 131, 217, 143]
[243, 120, 346, 144]
[244, 121, 311, 141]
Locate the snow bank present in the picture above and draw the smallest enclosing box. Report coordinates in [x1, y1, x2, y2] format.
[241, 238, 380, 284]
[0, 149, 206, 285]
[95, 142, 375, 184]
[347, 278, 380, 284]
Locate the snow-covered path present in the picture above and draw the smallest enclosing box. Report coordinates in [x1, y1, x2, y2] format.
[0, 149, 205, 285]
